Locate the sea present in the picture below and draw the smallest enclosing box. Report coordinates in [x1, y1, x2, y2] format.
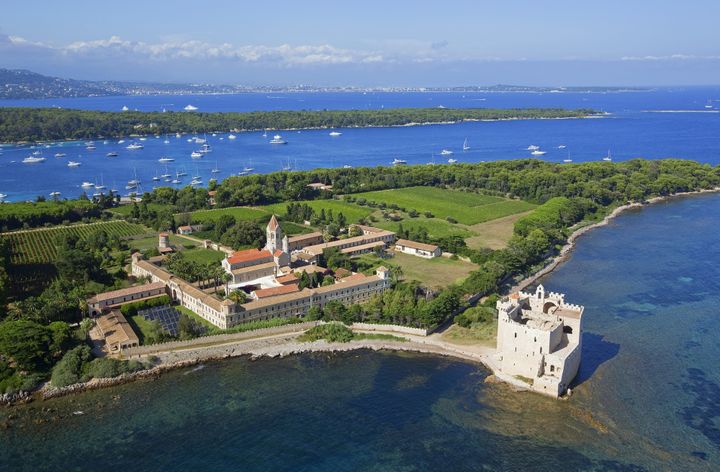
[1, 88, 720, 201]
[1, 90, 720, 471]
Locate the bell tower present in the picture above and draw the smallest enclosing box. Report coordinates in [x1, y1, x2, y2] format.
[265, 215, 283, 252]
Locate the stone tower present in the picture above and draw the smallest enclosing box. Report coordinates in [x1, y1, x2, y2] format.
[265, 215, 283, 253]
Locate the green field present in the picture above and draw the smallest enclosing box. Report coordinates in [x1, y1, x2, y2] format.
[185, 206, 268, 223]
[1, 220, 148, 264]
[353, 187, 536, 225]
[374, 218, 473, 239]
[263, 199, 373, 225]
[182, 248, 226, 265]
[127, 233, 188, 252]
[356, 252, 478, 289]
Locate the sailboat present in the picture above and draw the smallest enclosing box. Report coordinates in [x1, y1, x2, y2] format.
[95, 174, 106, 190]
[463, 138, 470, 151]
[602, 150, 613, 161]
[440, 149, 453, 156]
[262, 130, 268, 138]
[329, 131, 342, 137]
[211, 161, 220, 173]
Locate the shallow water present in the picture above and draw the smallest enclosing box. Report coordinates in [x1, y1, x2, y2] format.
[3, 194, 720, 470]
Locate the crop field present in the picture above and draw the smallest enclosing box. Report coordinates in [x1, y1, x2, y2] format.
[1, 220, 147, 264]
[184, 206, 269, 223]
[353, 187, 536, 225]
[262, 199, 373, 225]
[374, 218, 472, 239]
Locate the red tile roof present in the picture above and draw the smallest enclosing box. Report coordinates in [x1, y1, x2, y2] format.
[276, 273, 299, 285]
[274, 249, 285, 257]
[254, 284, 300, 299]
[227, 248, 272, 265]
[267, 214, 279, 230]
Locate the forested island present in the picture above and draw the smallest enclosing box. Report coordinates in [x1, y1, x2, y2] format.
[1, 158, 716, 396]
[0, 107, 595, 142]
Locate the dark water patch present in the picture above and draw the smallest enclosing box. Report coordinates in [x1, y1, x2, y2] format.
[679, 368, 720, 449]
[572, 333, 620, 388]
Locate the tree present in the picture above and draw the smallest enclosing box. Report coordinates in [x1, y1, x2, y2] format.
[0, 319, 53, 371]
[220, 221, 265, 249]
[214, 214, 236, 240]
[228, 290, 248, 304]
[50, 345, 91, 387]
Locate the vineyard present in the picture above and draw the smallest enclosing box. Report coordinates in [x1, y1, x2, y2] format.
[1, 220, 148, 264]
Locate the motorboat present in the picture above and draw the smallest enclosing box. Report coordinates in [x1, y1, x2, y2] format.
[184, 105, 198, 111]
[139, 137, 147, 141]
[329, 131, 342, 137]
[54, 152, 66, 157]
[163, 139, 170, 144]
[176, 133, 182, 138]
[527, 145, 540, 151]
[49, 191, 61, 197]
[23, 156, 46, 163]
[106, 152, 118, 157]
[558, 145, 567, 149]
[198, 143, 212, 154]
[81, 181, 94, 188]
[32, 150, 42, 156]
[191, 151, 203, 158]
[158, 157, 175, 163]
[563, 159, 573, 163]
[228, 134, 237, 140]
[448, 158, 458, 164]
[270, 134, 287, 145]
[343, 165, 352, 169]
[126, 143, 143, 150]
[118, 140, 125, 144]
[194, 137, 206, 144]
[440, 149, 453, 156]
[122, 105, 129, 111]
[86, 145, 96, 150]
[171, 179, 181, 184]
[67, 161, 81, 167]
[531, 150, 547, 156]
[392, 158, 407, 166]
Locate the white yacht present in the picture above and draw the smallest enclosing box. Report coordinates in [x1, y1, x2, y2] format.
[563, 159, 573, 163]
[175, 133, 182, 138]
[198, 143, 212, 154]
[527, 145, 540, 151]
[392, 158, 407, 166]
[139, 137, 147, 141]
[49, 191, 61, 197]
[448, 158, 458, 164]
[106, 151, 118, 157]
[67, 161, 81, 167]
[531, 150, 547, 156]
[118, 140, 125, 144]
[54, 152, 66, 158]
[191, 151, 203, 159]
[163, 139, 170, 144]
[158, 157, 175, 163]
[126, 143, 143, 150]
[81, 181, 94, 188]
[228, 134, 237, 140]
[194, 136, 206, 144]
[122, 105, 129, 111]
[22, 156, 46, 163]
[440, 149, 453, 156]
[0, 193, 7, 201]
[329, 131, 342, 137]
[32, 150, 42, 156]
[270, 134, 287, 145]
[343, 165, 352, 169]
[558, 145, 567, 149]
[602, 150, 613, 161]
[211, 161, 220, 173]
[463, 138, 470, 151]
[184, 105, 198, 111]
[86, 145, 96, 151]
[171, 179, 181, 184]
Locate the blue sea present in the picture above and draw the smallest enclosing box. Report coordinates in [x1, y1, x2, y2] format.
[2, 194, 720, 470]
[1, 88, 720, 201]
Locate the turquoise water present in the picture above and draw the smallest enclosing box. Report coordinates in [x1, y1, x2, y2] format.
[2, 194, 720, 471]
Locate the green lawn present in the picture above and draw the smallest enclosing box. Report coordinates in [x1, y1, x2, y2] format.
[357, 252, 478, 289]
[176, 305, 218, 331]
[181, 247, 226, 264]
[128, 314, 157, 345]
[127, 233, 189, 252]
[375, 217, 473, 239]
[187, 206, 269, 224]
[352, 186, 536, 225]
[263, 199, 373, 225]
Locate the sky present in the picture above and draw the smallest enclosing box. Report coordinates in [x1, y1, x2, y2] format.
[1, 0, 719, 86]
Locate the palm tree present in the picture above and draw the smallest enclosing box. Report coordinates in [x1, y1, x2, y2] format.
[389, 265, 404, 284]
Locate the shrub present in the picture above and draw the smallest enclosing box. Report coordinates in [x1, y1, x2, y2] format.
[120, 295, 172, 317]
[446, 216, 458, 224]
[51, 345, 92, 387]
[298, 323, 354, 343]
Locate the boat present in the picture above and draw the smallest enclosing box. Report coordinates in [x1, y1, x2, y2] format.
[67, 161, 81, 167]
[558, 145, 567, 149]
[194, 137, 206, 144]
[86, 145, 96, 151]
[440, 149, 453, 156]
[228, 134, 237, 140]
[126, 143, 143, 150]
[95, 175, 106, 190]
[122, 105, 129, 111]
[270, 134, 287, 145]
[0, 193, 7, 201]
[163, 139, 170, 144]
[49, 191, 61, 197]
[463, 138, 470, 151]
[329, 131, 342, 137]
[262, 130, 268, 138]
[175, 133, 182, 138]
[54, 152, 66, 157]
[343, 165, 352, 169]
[198, 143, 212, 154]
[448, 158, 458, 164]
[184, 105, 198, 111]
[22, 156, 46, 163]
[139, 137, 147, 141]
[191, 151, 203, 159]
[81, 181, 94, 188]
[103, 141, 109, 145]
[160, 172, 172, 179]
[392, 158, 407, 166]
[106, 152, 118, 157]
[563, 159, 573, 163]
[211, 133, 217, 137]
[211, 161, 220, 173]
[158, 157, 175, 163]
[527, 145, 540, 151]
[602, 150, 613, 161]
[32, 150, 42, 156]
[118, 140, 125, 144]
[171, 179, 181, 184]
[177, 169, 188, 177]
[531, 150, 547, 156]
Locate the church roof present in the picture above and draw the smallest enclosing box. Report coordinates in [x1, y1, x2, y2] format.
[267, 214, 280, 230]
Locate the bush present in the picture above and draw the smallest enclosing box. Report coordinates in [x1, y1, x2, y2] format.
[298, 323, 354, 343]
[446, 216, 458, 224]
[51, 345, 92, 387]
[120, 295, 172, 317]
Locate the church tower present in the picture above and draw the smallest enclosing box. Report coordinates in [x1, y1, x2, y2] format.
[265, 215, 283, 253]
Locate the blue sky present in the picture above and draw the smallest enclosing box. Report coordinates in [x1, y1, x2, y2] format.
[1, 0, 719, 86]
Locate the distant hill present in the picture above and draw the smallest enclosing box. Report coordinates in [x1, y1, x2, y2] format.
[0, 69, 114, 99]
[0, 68, 650, 100]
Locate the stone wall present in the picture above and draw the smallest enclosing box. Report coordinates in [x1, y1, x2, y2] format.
[350, 322, 429, 336]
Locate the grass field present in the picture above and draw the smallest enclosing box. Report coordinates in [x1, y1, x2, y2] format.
[185, 206, 269, 223]
[1, 220, 148, 264]
[353, 187, 536, 225]
[263, 199, 373, 225]
[127, 233, 189, 252]
[374, 217, 473, 239]
[110, 203, 171, 217]
[441, 322, 498, 347]
[464, 210, 534, 250]
[357, 252, 478, 289]
[182, 248, 226, 265]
